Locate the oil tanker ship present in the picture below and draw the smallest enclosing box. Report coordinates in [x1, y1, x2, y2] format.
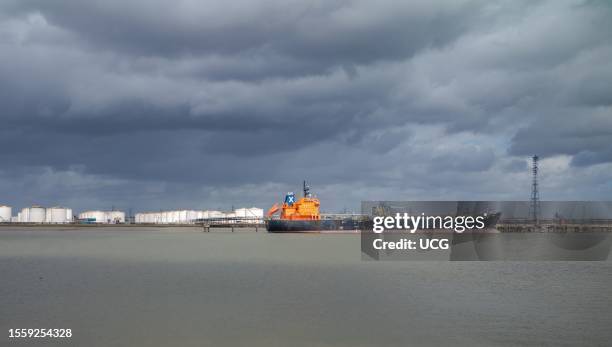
[266, 181, 360, 232]
[266, 182, 501, 233]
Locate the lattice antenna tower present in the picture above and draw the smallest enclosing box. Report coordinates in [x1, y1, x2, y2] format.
[530, 155, 540, 224]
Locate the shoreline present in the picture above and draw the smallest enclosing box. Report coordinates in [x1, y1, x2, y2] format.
[0, 224, 362, 234]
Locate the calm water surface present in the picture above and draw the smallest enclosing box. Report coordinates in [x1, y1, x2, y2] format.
[1, 227, 611, 346]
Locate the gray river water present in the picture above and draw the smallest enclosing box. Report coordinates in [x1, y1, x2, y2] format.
[1, 227, 611, 346]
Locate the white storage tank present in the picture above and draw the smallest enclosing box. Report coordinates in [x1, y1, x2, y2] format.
[178, 210, 187, 223]
[135, 213, 144, 224]
[135, 212, 159, 224]
[28, 206, 46, 223]
[187, 210, 198, 224]
[144, 212, 153, 224]
[0, 205, 11, 222]
[142, 212, 150, 224]
[247, 207, 264, 224]
[46, 207, 72, 224]
[169, 211, 178, 224]
[247, 207, 264, 218]
[135, 210, 200, 224]
[234, 207, 264, 224]
[177, 210, 196, 224]
[207, 211, 224, 218]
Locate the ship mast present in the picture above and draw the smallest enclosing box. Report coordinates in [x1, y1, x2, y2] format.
[303, 180, 311, 198]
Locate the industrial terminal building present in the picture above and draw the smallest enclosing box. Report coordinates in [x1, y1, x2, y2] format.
[78, 211, 126, 224]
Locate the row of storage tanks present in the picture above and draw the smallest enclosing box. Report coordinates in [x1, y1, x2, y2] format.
[0, 205, 74, 224]
[0, 205, 263, 225]
[0, 205, 125, 224]
[135, 208, 264, 224]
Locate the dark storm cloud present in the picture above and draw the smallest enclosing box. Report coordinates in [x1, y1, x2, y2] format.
[509, 107, 612, 166]
[4, 0, 481, 65]
[0, 0, 611, 211]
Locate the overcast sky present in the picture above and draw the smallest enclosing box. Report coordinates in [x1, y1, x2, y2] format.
[1, 0, 611, 213]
